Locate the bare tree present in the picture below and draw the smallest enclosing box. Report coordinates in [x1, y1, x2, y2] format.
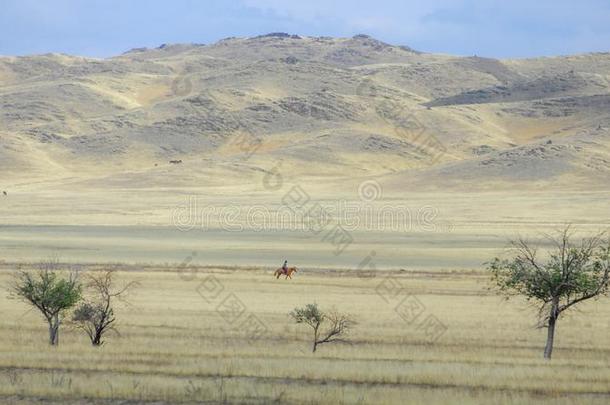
[11, 260, 82, 345]
[290, 303, 356, 353]
[72, 270, 136, 346]
[488, 226, 610, 359]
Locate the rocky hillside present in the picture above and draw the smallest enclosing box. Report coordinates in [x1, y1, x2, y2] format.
[1, 33, 609, 191]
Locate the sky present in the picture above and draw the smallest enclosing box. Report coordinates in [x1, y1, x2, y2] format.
[0, 0, 608, 58]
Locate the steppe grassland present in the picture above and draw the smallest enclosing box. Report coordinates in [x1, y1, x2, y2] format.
[1, 267, 610, 404]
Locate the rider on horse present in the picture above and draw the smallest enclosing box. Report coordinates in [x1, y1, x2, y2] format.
[282, 260, 288, 275]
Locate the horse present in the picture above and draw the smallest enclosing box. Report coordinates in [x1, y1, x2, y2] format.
[274, 267, 298, 279]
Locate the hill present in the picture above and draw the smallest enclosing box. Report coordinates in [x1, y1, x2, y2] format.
[1, 34, 609, 193]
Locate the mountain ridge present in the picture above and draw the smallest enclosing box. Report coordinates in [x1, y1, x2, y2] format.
[1, 34, 609, 193]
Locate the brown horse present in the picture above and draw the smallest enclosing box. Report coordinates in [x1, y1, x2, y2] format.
[274, 267, 298, 279]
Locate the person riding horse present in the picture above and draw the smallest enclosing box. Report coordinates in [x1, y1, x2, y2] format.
[274, 262, 297, 279]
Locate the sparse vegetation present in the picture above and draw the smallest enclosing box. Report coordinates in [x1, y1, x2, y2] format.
[11, 260, 82, 345]
[3, 269, 610, 403]
[290, 303, 356, 352]
[72, 270, 137, 346]
[1, 15, 610, 405]
[488, 226, 610, 359]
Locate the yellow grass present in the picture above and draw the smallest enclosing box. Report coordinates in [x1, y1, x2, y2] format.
[1, 267, 610, 404]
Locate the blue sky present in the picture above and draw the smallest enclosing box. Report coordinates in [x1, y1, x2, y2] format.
[1, 0, 608, 58]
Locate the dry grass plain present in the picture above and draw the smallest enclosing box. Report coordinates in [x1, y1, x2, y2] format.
[1, 266, 610, 404]
[2, 34, 610, 405]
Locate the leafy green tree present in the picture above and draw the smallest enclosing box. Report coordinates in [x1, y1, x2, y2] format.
[488, 227, 610, 359]
[12, 261, 82, 345]
[290, 303, 355, 353]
